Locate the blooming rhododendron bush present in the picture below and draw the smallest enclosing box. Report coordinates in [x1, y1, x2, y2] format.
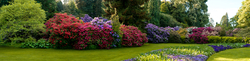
[45, 13, 85, 49]
[145, 23, 170, 43]
[189, 27, 213, 44]
[74, 22, 114, 49]
[120, 25, 148, 47]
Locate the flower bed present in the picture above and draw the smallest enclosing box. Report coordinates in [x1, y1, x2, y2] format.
[124, 43, 250, 61]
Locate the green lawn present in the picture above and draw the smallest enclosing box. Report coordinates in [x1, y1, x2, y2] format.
[207, 47, 250, 61]
[0, 43, 199, 61]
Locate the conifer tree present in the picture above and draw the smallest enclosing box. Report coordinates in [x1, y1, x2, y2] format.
[76, 0, 103, 17]
[35, 0, 57, 19]
[147, 0, 161, 26]
[56, 0, 64, 12]
[103, 0, 150, 32]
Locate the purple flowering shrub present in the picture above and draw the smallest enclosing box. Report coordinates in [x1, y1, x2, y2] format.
[189, 27, 213, 44]
[145, 23, 170, 43]
[88, 17, 121, 48]
[226, 30, 233, 36]
[81, 14, 93, 22]
[243, 44, 250, 47]
[110, 32, 122, 48]
[208, 43, 250, 53]
[81, 14, 109, 23]
[164, 26, 180, 31]
[208, 45, 232, 52]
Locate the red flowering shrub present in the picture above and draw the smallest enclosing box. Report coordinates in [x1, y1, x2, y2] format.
[120, 25, 148, 47]
[45, 13, 84, 49]
[74, 23, 114, 49]
[189, 27, 213, 44]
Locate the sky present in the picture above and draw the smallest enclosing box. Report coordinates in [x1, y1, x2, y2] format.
[162, 0, 244, 26]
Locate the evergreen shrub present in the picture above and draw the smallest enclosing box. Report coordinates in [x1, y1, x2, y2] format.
[0, 0, 46, 44]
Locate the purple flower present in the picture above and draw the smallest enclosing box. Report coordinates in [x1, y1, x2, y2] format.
[81, 14, 93, 22]
[145, 23, 170, 43]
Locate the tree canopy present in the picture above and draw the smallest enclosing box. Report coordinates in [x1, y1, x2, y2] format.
[236, 0, 250, 27]
[160, 0, 209, 27]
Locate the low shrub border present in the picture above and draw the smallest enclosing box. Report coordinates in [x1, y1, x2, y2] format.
[124, 43, 249, 61]
[207, 36, 250, 43]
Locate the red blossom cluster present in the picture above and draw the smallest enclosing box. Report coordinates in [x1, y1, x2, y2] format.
[74, 23, 114, 49]
[120, 25, 148, 47]
[189, 27, 213, 44]
[45, 13, 84, 48]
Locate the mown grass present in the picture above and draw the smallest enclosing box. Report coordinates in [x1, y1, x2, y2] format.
[207, 47, 250, 61]
[0, 43, 200, 61]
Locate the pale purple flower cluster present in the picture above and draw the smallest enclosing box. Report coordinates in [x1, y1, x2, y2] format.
[110, 32, 121, 48]
[167, 54, 208, 61]
[90, 17, 112, 28]
[165, 26, 179, 31]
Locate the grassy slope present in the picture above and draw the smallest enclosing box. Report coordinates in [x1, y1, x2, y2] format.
[0, 43, 199, 61]
[207, 47, 250, 61]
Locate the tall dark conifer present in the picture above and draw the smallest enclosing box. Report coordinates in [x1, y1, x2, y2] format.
[103, 0, 151, 32]
[147, 0, 161, 26]
[35, 0, 57, 19]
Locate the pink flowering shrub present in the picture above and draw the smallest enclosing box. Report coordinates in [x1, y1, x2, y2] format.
[189, 27, 213, 44]
[202, 27, 218, 36]
[233, 28, 241, 37]
[120, 25, 148, 47]
[45, 13, 85, 49]
[74, 22, 114, 49]
[226, 30, 233, 36]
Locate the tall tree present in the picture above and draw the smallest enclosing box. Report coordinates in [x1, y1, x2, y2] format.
[205, 18, 214, 27]
[236, 0, 250, 27]
[35, 0, 57, 19]
[230, 15, 238, 29]
[76, 0, 103, 17]
[184, 0, 209, 27]
[220, 13, 232, 30]
[220, 13, 229, 27]
[160, 1, 170, 14]
[160, 0, 209, 27]
[147, 0, 161, 26]
[103, 0, 151, 32]
[170, 0, 187, 25]
[56, 0, 64, 12]
[62, 0, 80, 16]
[210, 18, 214, 26]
